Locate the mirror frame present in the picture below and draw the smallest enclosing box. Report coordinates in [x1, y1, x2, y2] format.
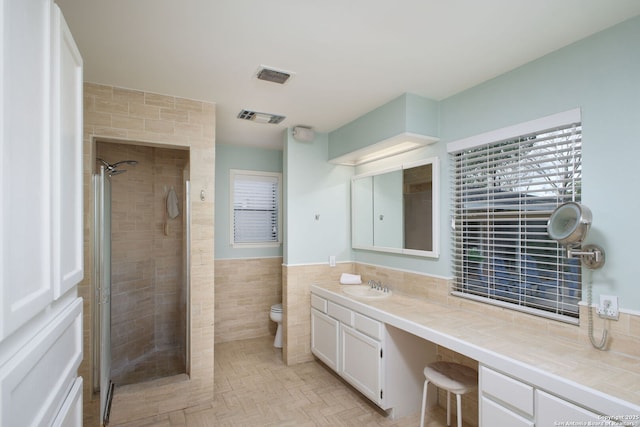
[351, 157, 440, 258]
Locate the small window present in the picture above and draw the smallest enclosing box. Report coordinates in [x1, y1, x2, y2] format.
[230, 170, 282, 247]
[448, 109, 582, 323]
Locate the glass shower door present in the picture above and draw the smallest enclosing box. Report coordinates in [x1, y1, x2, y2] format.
[93, 167, 113, 424]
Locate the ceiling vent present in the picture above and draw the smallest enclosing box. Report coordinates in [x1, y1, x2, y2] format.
[237, 109, 286, 125]
[256, 66, 293, 85]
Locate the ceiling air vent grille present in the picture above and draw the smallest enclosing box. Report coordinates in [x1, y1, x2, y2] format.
[237, 109, 286, 125]
[256, 66, 292, 84]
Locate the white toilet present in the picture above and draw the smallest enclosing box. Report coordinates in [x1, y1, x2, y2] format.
[270, 303, 283, 348]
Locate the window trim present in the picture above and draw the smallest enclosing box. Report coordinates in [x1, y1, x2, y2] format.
[447, 108, 582, 324]
[229, 169, 282, 248]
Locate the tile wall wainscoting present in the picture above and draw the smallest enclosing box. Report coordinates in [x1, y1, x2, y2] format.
[214, 257, 283, 344]
[81, 83, 215, 425]
[283, 263, 356, 366]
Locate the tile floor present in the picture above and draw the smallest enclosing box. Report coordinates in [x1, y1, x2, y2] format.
[110, 336, 466, 426]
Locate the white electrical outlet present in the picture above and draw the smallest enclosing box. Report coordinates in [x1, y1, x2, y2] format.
[596, 294, 619, 320]
[329, 255, 336, 267]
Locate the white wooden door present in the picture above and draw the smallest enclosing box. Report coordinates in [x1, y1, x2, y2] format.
[340, 324, 383, 405]
[0, 0, 54, 340]
[0, 1, 84, 425]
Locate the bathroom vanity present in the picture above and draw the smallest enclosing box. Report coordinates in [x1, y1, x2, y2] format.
[311, 292, 437, 419]
[310, 283, 640, 426]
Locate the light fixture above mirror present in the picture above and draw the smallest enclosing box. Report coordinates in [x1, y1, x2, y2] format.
[330, 132, 438, 166]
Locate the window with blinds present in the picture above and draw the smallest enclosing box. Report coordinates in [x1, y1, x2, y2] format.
[231, 170, 282, 246]
[448, 110, 582, 322]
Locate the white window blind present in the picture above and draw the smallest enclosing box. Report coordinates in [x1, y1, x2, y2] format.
[231, 170, 281, 245]
[449, 111, 582, 322]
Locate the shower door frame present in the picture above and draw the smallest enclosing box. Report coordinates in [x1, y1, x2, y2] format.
[93, 166, 113, 424]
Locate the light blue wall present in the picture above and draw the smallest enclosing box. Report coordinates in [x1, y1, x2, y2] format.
[328, 93, 439, 160]
[214, 143, 283, 259]
[436, 15, 640, 311]
[283, 130, 353, 265]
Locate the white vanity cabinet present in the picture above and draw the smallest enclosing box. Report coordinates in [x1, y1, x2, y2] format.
[310, 290, 437, 419]
[480, 365, 628, 427]
[311, 295, 383, 407]
[311, 294, 385, 405]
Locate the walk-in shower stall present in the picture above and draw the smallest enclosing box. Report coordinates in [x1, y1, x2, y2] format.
[93, 141, 190, 422]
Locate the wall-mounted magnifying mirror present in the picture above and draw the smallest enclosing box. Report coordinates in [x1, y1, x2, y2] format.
[547, 202, 605, 269]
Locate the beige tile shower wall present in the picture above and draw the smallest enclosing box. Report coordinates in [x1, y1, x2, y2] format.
[282, 263, 355, 366]
[153, 148, 188, 358]
[81, 83, 215, 425]
[96, 143, 155, 383]
[214, 257, 283, 343]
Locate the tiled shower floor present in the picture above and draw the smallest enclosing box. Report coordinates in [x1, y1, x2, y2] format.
[111, 346, 185, 387]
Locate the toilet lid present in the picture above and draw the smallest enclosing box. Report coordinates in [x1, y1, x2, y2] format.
[271, 303, 282, 312]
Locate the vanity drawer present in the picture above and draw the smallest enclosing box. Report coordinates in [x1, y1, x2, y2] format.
[481, 366, 534, 416]
[354, 312, 383, 340]
[481, 396, 534, 427]
[311, 294, 327, 313]
[328, 301, 353, 326]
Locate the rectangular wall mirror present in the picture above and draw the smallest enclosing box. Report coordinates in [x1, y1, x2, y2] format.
[351, 157, 439, 258]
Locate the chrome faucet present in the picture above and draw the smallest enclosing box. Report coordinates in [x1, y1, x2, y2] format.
[368, 279, 388, 291]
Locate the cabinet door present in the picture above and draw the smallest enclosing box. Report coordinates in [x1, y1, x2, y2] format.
[51, 3, 83, 298]
[340, 324, 383, 405]
[1, 0, 54, 339]
[536, 390, 620, 426]
[311, 308, 340, 371]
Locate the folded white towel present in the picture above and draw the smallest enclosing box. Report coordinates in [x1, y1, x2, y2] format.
[340, 273, 362, 285]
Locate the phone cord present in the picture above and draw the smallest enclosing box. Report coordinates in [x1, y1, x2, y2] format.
[587, 282, 608, 350]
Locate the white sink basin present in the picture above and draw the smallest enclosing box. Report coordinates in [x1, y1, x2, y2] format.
[343, 285, 392, 299]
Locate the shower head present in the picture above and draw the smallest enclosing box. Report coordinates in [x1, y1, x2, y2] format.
[97, 158, 138, 176]
[113, 160, 139, 167]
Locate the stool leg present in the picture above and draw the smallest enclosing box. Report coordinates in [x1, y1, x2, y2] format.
[419, 379, 429, 427]
[456, 393, 462, 427]
[447, 390, 451, 426]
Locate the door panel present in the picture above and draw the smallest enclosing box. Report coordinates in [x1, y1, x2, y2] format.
[340, 324, 383, 405]
[311, 308, 339, 371]
[0, 298, 82, 426]
[0, 0, 54, 340]
[51, 3, 83, 299]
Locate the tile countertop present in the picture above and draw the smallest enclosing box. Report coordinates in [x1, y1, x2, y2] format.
[311, 282, 640, 417]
